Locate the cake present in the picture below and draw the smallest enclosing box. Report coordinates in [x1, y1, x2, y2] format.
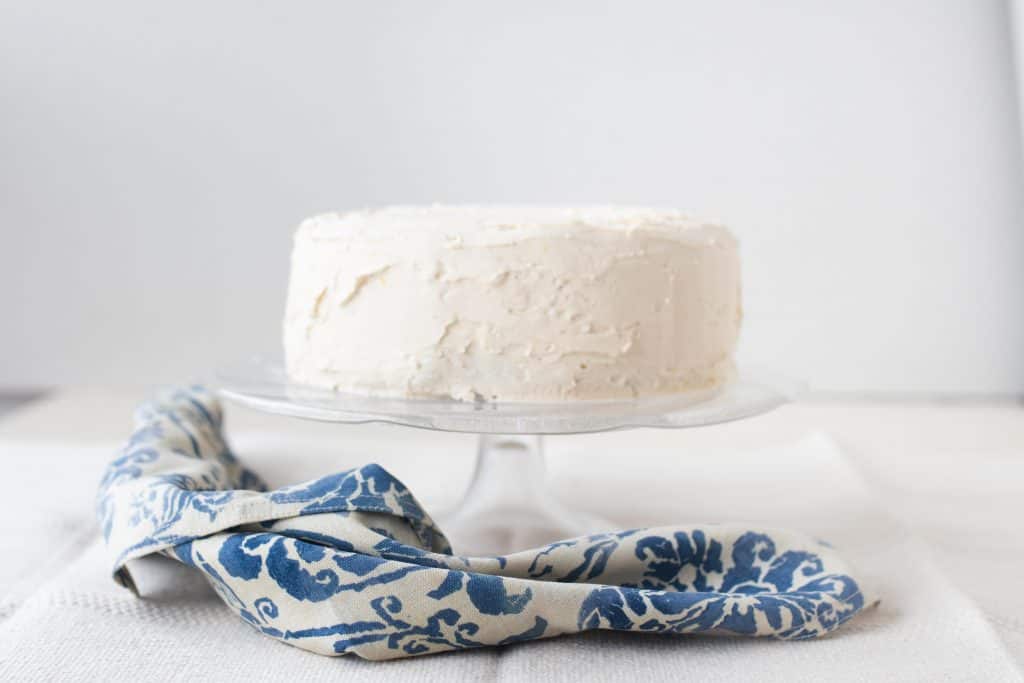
[283, 206, 741, 401]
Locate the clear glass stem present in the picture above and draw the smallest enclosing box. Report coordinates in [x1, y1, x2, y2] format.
[438, 434, 614, 556]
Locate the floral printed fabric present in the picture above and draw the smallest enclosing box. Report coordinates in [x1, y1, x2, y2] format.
[97, 387, 869, 660]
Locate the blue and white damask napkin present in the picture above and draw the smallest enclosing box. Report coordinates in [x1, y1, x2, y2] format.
[97, 387, 871, 660]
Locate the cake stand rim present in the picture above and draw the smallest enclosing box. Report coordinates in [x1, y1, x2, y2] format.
[214, 355, 802, 435]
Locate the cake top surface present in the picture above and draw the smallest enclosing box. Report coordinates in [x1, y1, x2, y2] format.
[296, 205, 732, 247]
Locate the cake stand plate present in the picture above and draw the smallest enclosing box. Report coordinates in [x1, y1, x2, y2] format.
[216, 356, 798, 554]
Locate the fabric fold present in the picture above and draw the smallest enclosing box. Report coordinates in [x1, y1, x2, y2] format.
[97, 387, 870, 660]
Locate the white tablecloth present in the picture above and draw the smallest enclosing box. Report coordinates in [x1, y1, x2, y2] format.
[0, 390, 1021, 681]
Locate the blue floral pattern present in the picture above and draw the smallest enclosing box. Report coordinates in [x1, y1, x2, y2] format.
[97, 387, 870, 660]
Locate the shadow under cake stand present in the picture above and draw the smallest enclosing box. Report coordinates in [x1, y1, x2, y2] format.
[217, 356, 795, 555]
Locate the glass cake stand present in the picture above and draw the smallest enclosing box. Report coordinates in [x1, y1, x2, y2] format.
[217, 356, 798, 554]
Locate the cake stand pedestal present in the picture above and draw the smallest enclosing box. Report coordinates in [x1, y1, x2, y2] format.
[217, 356, 796, 555]
[439, 434, 619, 554]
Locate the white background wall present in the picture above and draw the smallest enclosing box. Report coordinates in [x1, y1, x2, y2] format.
[3, 0, 1023, 394]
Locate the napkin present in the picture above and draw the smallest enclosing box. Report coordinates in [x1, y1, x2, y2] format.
[96, 387, 870, 660]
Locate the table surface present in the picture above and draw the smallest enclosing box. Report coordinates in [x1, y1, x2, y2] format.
[1, 388, 1022, 674]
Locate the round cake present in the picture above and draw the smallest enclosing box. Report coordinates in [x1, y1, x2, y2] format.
[284, 206, 741, 401]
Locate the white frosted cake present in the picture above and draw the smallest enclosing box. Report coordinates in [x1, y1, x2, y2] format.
[284, 206, 741, 401]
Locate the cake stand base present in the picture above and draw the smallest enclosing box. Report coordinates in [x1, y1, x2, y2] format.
[437, 435, 613, 556]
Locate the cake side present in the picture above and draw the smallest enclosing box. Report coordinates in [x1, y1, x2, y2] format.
[284, 206, 741, 401]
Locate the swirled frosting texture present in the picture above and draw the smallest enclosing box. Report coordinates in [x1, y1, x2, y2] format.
[284, 206, 741, 401]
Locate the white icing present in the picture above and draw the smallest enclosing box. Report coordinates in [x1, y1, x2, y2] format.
[284, 206, 741, 401]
